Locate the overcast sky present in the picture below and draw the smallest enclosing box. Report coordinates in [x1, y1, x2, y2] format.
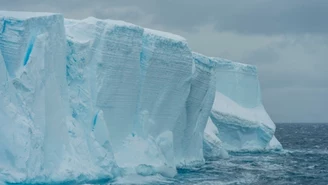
[1, 0, 327, 123]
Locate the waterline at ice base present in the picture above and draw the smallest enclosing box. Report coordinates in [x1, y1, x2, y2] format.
[0, 11, 282, 184]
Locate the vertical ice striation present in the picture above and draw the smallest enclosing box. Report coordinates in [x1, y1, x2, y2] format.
[65, 18, 176, 178]
[215, 58, 261, 108]
[0, 10, 282, 183]
[65, 17, 143, 151]
[138, 29, 192, 166]
[0, 11, 69, 182]
[0, 12, 118, 184]
[138, 29, 192, 137]
[175, 52, 217, 165]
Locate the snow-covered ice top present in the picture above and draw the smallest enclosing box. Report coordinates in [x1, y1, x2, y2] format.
[144, 28, 187, 43]
[0, 11, 59, 20]
[193, 52, 218, 71]
[214, 57, 258, 76]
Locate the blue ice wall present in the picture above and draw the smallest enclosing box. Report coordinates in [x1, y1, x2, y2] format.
[209, 58, 280, 151]
[215, 58, 261, 108]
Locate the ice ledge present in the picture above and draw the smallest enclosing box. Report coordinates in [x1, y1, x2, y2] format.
[212, 92, 275, 130]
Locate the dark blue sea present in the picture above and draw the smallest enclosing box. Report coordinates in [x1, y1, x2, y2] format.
[168, 123, 328, 185]
[110, 123, 328, 185]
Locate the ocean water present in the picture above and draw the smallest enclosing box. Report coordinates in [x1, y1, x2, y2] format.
[111, 123, 328, 185]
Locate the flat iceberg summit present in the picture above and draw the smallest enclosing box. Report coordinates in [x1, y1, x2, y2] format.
[0, 11, 56, 19]
[0, 10, 282, 184]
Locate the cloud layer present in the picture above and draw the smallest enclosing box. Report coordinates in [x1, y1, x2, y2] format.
[1, 0, 327, 123]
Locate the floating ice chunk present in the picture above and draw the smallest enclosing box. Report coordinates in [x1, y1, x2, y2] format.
[203, 118, 229, 159]
[135, 164, 156, 176]
[114, 132, 176, 178]
[266, 135, 283, 151]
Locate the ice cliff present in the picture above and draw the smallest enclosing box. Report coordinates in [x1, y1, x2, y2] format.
[0, 11, 281, 184]
[0, 12, 118, 184]
[205, 58, 282, 152]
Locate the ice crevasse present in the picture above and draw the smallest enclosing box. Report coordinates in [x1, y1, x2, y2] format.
[0, 11, 281, 184]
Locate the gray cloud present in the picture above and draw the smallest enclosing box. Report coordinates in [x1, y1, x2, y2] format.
[241, 35, 328, 123]
[1, 0, 327, 123]
[263, 87, 328, 123]
[2, 0, 328, 35]
[246, 35, 328, 89]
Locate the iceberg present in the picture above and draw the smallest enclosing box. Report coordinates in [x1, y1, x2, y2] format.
[0, 10, 282, 184]
[207, 58, 281, 151]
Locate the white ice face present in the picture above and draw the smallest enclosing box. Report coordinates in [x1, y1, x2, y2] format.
[65, 17, 144, 152]
[0, 12, 69, 182]
[0, 10, 281, 184]
[0, 12, 117, 183]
